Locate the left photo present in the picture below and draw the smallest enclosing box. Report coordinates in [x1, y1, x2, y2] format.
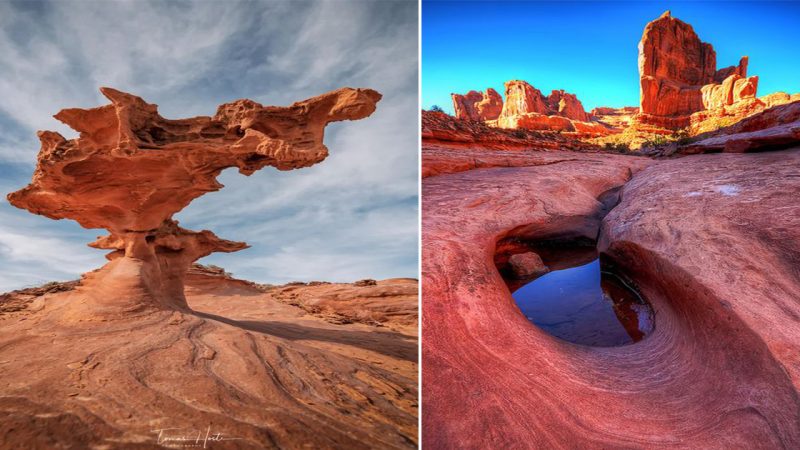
[0, 1, 419, 448]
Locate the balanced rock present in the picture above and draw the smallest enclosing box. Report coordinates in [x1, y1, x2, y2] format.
[7, 87, 381, 313]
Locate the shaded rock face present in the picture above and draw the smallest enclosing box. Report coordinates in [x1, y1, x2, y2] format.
[683, 101, 800, 154]
[451, 88, 503, 121]
[637, 11, 756, 127]
[7, 87, 381, 313]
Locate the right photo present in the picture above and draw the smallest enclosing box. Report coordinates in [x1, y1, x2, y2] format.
[421, 1, 800, 448]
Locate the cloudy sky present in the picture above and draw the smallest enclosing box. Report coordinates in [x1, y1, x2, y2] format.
[0, 0, 419, 291]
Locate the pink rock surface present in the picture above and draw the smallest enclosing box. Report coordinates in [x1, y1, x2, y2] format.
[422, 143, 800, 448]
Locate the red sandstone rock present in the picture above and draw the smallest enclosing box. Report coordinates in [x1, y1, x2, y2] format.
[269, 277, 419, 328]
[590, 106, 639, 129]
[701, 74, 759, 110]
[420, 111, 598, 174]
[637, 11, 754, 128]
[508, 252, 548, 278]
[422, 141, 800, 447]
[7, 87, 381, 314]
[497, 80, 590, 126]
[638, 11, 715, 117]
[453, 88, 503, 121]
[0, 87, 421, 448]
[713, 56, 749, 83]
[499, 113, 574, 131]
[683, 118, 800, 154]
[422, 149, 654, 448]
[599, 149, 800, 446]
[500, 80, 548, 118]
[546, 89, 589, 121]
[571, 120, 614, 137]
[476, 88, 504, 120]
[452, 90, 483, 121]
[688, 98, 800, 140]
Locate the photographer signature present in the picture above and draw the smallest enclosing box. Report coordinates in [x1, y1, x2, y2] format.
[153, 426, 242, 448]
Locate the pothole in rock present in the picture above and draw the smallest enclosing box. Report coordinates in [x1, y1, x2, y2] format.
[496, 239, 654, 347]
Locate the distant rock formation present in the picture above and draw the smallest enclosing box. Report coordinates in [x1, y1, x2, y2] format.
[637, 10, 759, 128]
[7, 87, 381, 314]
[546, 89, 590, 122]
[497, 80, 589, 122]
[452, 88, 503, 121]
[451, 80, 591, 128]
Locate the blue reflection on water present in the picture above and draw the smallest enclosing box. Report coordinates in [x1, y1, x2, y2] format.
[512, 259, 653, 347]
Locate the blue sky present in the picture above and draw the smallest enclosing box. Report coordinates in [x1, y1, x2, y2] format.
[423, 1, 800, 113]
[0, 0, 418, 291]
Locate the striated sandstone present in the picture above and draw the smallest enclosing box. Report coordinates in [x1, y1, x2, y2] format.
[0, 267, 419, 448]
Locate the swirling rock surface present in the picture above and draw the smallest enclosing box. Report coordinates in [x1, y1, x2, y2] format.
[7, 87, 381, 313]
[0, 269, 418, 449]
[422, 140, 800, 447]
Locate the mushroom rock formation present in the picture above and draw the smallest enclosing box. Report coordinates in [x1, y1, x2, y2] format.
[637, 10, 756, 128]
[451, 88, 503, 121]
[7, 86, 381, 314]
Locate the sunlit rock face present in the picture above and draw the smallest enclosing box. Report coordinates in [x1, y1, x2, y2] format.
[451, 88, 503, 121]
[637, 10, 758, 128]
[7, 87, 381, 312]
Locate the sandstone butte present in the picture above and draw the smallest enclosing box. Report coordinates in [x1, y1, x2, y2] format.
[0, 88, 419, 448]
[636, 10, 759, 129]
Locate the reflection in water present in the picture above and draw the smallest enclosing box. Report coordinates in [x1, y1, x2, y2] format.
[512, 258, 654, 347]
